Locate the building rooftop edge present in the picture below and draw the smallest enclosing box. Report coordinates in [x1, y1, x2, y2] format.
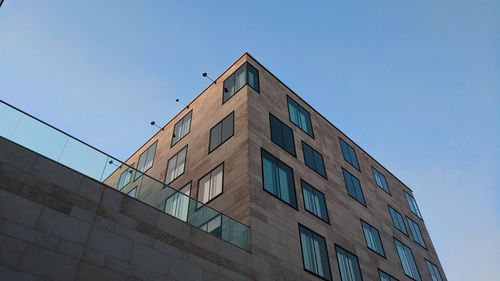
[128, 51, 415, 193]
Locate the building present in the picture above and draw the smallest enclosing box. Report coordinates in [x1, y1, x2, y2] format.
[0, 53, 446, 281]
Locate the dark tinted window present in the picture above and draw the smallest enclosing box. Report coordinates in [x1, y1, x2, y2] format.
[209, 112, 234, 152]
[302, 142, 326, 178]
[407, 217, 426, 248]
[339, 138, 360, 171]
[270, 114, 296, 156]
[342, 168, 366, 205]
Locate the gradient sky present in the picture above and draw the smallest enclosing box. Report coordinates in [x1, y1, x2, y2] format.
[1, 1, 499, 280]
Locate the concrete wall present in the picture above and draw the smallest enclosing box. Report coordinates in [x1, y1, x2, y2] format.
[0, 137, 260, 281]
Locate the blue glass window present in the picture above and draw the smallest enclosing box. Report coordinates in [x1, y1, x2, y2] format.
[394, 239, 421, 281]
[407, 217, 426, 248]
[405, 192, 423, 219]
[342, 168, 366, 205]
[361, 220, 385, 257]
[339, 138, 360, 171]
[261, 149, 297, 208]
[379, 270, 399, 281]
[287, 96, 313, 137]
[372, 166, 390, 194]
[223, 62, 259, 103]
[336, 245, 363, 281]
[270, 113, 296, 156]
[388, 206, 408, 235]
[425, 260, 443, 281]
[302, 142, 327, 178]
[117, 166, 134, 190]
[299, 225, 332, 280]
[301, 180, 329, 223]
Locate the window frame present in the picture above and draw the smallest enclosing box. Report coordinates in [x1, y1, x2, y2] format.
[425, 259, 443, 281]
[339, 137, 361, 171]
[378, 269, 399, 281]
[388, 205, 409, 236]
[222, 62, 260, 104]
[164, 145, 188, 185]
[286, 95, 314, 138]
[260, 148, 298, 209]
[301, 179, 330, 224]
[134, 140, 158, 181]
[170, 110, 193, 147]
[371, 166, 391, 195]
[335, 244, 364, 281]
[360, 219, 386, 258]
[117, 164, 134, 190]
[301, 141, 327, 179]
[406, 216, 427, 249]
[298, 223, 333, 281]
[208, 111, 235, 153]
[196, 162, 224, 205]
[342, 168, 366, 206]
[405, 192, 423, 220]
[269, 113, 296, 157]
[394, 238, 422, 281]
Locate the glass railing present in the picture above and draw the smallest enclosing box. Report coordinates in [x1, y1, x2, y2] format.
[0, 100, 249, 251]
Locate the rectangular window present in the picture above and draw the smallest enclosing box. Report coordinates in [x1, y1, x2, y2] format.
[342, 168, 366, 205]
[117, 165, 134, 190]
[339, 138, 360, 171]
[372, 166, 390, 194]
[223, 62, 260, 103]
[361, 220, 385, 257]
[165, 146, 187, 184]
[389, 206, 408, 235]
[197, 164, 223, 204]
[164, 182, 191, 222]
[394, 239, 421, 281]
[425, 260, 443, 281]
[299, 224, 332, 281]
[379, 270, 399, 281]
[135, 141, 157, 180]
[302, 142, 327, 178]
[209, 112, 234, 152]
[171, 111, 192, 146]
[127, 187, 137, 198]
[270, 113, 296, 156]
[261, 149, 297, 208]
[407, 217, 426, 248]
[287, 96, 314, 137]
[301, 180, 329, 223]
[335, 245, 363, 281]
[405, 192, 423, 219]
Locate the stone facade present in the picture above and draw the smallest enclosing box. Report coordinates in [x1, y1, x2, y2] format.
[0, 53, 446, 281]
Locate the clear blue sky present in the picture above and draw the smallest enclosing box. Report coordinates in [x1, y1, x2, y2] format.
[1, 1, 498, 280]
